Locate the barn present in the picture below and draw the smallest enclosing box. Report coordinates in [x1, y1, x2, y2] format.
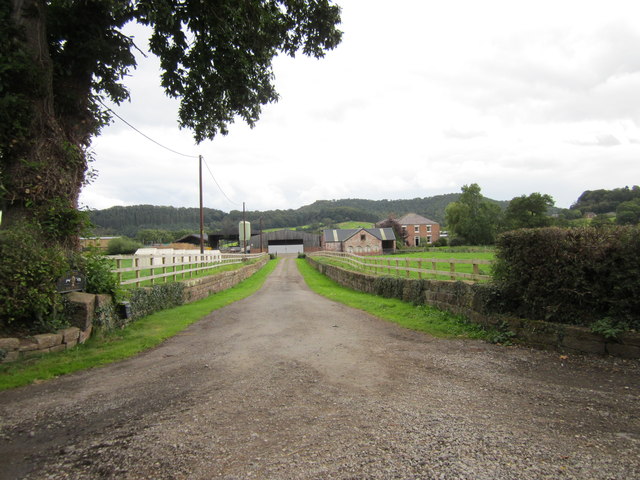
[248, 229, 321, 255]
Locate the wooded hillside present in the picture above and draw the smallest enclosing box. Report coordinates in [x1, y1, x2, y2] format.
[88, 194, 489, 236]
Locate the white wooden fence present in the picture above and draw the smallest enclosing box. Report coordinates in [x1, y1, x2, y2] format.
[109, 251, 268, 287]
[309, 251, 492, 282]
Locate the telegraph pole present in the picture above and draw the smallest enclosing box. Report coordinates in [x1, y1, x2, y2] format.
[199, 155, 204, 254]
[242, 202, 247, 255]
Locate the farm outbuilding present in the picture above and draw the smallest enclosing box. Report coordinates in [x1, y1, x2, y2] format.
[322, 228, 396, 254]
[248, 229, 321, 254]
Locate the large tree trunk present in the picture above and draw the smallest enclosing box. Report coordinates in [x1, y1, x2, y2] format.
[3, 0, 88, 248]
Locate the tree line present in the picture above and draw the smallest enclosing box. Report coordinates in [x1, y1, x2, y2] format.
[445, 184, 640, 245]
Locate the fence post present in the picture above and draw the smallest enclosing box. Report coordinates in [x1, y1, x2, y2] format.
[418, 260, 422, 279]
[450, 262, 456, 281]
[473, 262, 480, 279]
[135, 256, 141, 287]
[406, 258, 410, 278]
[432, 261, 437, 279]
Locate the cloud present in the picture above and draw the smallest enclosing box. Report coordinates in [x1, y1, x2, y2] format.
[567, 134, 622, 147]
[443, 128, 487, 140]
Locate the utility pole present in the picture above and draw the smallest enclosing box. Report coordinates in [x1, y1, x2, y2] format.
[242, 202, 247, 255]
[260, 217, 263, 253]
[199, 155, 204, 254]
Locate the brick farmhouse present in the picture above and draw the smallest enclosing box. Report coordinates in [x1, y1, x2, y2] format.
[395, 213, 441, 247]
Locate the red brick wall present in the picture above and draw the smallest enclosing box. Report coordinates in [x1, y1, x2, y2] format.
[402, 223, 440, 246]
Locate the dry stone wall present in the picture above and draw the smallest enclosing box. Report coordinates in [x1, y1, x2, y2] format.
[306, 257, 640, 359]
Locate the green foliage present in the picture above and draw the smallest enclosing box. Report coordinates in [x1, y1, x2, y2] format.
[590, 317, 629, 340]
[82, 249, 120, 297]
[492, 226, 640, 331]
[445, 184, 502, 245]
[503, 193, 554, 230]
[107, 237, 142, 255]
[128, 283, 185, 320]
[616, 198, 640, 225]
[571, 185, 640, 215]
[0, 222, 69, 332]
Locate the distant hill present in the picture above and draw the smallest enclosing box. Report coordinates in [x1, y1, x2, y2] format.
[87, 194, 509, 236]
[570, 186, 640, 214]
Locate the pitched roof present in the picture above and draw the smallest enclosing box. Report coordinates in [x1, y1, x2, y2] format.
[323, 228, 396, 242]
[397, 213, 439, 225]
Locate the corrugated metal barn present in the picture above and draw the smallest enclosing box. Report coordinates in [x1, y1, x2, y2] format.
[249, 229, 321, 254]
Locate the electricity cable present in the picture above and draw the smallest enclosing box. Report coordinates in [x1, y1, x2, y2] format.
[202, 156, 240, 206]
[97, 98, 199, 158]
[98, 98, 239, 206]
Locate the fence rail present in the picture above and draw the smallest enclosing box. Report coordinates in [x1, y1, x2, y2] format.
[109, 252, 268, 287]
[309, 251, 492, 282]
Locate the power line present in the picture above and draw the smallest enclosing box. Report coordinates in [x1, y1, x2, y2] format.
[97, 98, 199, 159]
[98, 99, 239, 206]
[202, 156, 239, 206]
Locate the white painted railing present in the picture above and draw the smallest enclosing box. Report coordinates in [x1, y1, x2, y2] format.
[109, 252, 268, 287]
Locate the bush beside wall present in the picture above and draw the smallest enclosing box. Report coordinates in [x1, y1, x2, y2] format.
[492, 226, 640, 331]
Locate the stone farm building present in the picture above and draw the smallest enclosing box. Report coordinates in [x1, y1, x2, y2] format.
[396, 213, 440, 247]
[322, 228, 396, 255]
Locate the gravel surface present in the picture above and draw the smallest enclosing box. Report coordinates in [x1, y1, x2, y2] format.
[0, 257, 639, 479]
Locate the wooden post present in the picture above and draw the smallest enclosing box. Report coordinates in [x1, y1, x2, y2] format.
[432, 261, 437, 279]
[450, 261, 456, 281]
[418, 260, 422, 279]
[135, 257, 141, 286]
[406, 259, 410, 278]
[473, 262, 480, 279]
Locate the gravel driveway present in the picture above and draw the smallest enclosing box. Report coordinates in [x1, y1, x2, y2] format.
[0, 257, 638, 479]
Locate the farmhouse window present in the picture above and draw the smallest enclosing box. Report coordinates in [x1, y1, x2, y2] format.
[427, 225, 432, 233]
[414, 225, 420, 233]
[360, 234, 366, 241]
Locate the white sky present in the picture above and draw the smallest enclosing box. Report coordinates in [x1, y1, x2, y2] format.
[80, 0, 640, 212]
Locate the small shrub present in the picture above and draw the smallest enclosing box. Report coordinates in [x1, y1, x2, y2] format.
[432, 237, 448, 247]
[297, 253, 306, 259]
[590, 317, 628, 340]
[82, 249, 120, 298]
[0, 221, 69, 333]
[107, 237, 142, 255]
[449, 237, 466, 247]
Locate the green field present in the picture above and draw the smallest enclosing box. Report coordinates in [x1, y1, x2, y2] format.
[315, 249, 496, 282]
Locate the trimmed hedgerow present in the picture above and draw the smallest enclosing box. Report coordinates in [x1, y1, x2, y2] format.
[492, 226, 640, 331]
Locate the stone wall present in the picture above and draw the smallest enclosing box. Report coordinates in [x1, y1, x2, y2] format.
[0, 291, 100, 363]
[182, 257, 269, 302]
[306, 257, 640, 359]
[0, 257, 270, 363]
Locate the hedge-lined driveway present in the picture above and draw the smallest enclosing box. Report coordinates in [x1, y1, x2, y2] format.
[0, 257, 638, 479]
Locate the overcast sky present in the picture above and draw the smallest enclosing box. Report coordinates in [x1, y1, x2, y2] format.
[80, 0, 640, 213]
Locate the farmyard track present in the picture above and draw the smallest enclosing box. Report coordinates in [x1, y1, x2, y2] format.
[1, 257, 638, 479]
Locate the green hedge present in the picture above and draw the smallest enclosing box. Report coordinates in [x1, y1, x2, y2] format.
[492, 226, 640, 330]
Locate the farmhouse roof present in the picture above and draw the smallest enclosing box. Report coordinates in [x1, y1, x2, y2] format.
[323, 228, 396, 243]
[397, 213, 439, 225]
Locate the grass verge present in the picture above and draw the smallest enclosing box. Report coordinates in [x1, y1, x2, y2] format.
[296, 258, 492, 340]
[0, 258, 279, 391]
